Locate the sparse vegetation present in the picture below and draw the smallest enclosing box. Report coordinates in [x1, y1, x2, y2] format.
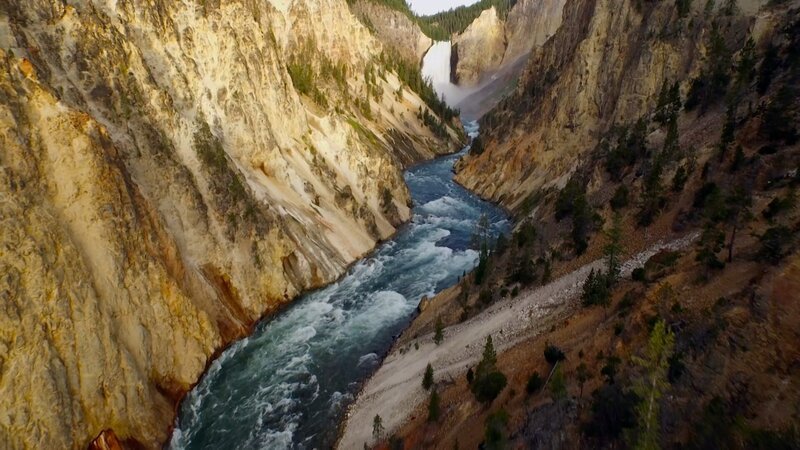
[434, 316, 444, 345]
[423, 363, 434, 390]
[483, 409, 510, 450]
[628, 320, 674, 449]
[373, 414, 385, 442]
[544, 344, 566, 365]
[428, 389, 440, 422]
[556, 176, 599, 254]
[526, 372, 543, 394]
[471, 336, 507, 402]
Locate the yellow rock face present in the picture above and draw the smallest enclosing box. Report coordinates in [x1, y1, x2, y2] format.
[452, 7, 507, 86]
[456, 0, 767, 209]
[0, 0, 461, 448]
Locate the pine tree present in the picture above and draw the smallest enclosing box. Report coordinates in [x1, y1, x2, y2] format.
[663, 116, 680, 159]
[477, 335, 497, 377]
[423, 363, 434, 390]
[471, 335, 507, 402]
[434, 316, 444, 345]
[639, 155, 665, 226]
[696, 223, 726, 273]
[373, 414, 385, 442]
[427, 389, 441, 422]
[582, 269, 611, 308]
[654, 80, 671, 125]
[629, 320, 675, 450]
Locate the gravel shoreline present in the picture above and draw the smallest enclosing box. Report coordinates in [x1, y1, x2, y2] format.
[338, 232, 699, 449]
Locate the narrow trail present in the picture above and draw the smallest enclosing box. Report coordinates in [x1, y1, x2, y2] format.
[338, 232, 699, 449]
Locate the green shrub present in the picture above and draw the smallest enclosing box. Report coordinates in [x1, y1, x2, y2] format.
[526, 372, 543, 394]
[696, 224, 726, 270]
[556, 177, 600, 253]
[618, 290, 637, 314]
[758, 226, 794, 264]
[472, 336, 507, 402]
[675, 0, 692, 18]
[763, 194, 796, 220]
[672, 165, 689, 192]
[483, 409, 510, 450]
[479, 289, 493, 305]
[582, 269, 611, 307]
[761, 88, 799, 143]
[684, 24, 732, 113]
[515, 221, 537, 247]
[583, 384, 638, 443]
[427, 389, 440, 422]
[544, 344, 566, 365]
[610, 185, 630, 210]
[600, 355, 621, 384]
[472, 371, 508, 402]
[668, 351, 686, 383]
[470, 135, 485, 155]
[756, 42, 780, 95]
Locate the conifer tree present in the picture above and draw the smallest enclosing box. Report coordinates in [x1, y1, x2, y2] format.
[477, 335, 497, 376]
[423, 363, 434, 390]
[472, 335, 507, 402]
[434, 316, 444, 345]
[629, 320, 675, 450]
[428, 389, 441, 422]
[372, 414, 385, 442]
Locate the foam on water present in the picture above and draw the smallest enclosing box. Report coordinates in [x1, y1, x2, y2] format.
[170, 122, 508, 450]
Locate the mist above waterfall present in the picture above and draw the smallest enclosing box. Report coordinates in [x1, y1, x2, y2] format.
[422, 41, 527, 120]
[421, 42, 481, 107]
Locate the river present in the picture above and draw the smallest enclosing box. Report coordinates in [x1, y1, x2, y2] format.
[169, 121, 509, 449]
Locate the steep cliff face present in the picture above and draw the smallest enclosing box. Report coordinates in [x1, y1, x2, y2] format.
[456, 0, 766, 207]
[502, 0, 568, 64]
[451, 0, 567, 86]
[0, 0, 460, 448]
[451, 7, 507, 85]
[351, 0, 432, 65]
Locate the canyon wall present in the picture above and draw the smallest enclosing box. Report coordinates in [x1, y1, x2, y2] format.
[451, 0, 567, 86]
[456, 0, 768, 207]
[0, 0, 460, 448]
[351, 0, 432, 65]
[451, 7, 507, 85]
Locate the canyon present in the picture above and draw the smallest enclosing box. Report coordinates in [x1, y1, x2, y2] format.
[0, 0, 462, 448]
[451, 0, 567, 87]
[2, 0, 799, 448]
[351, 0, 800, 446]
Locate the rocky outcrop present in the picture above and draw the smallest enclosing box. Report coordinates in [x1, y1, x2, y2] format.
[456, 0, 766, 208]
[351, 0, 432, 65]
[502, 0, 569, 64]
[0, 0, 460, 448]
[451, 7, 507, 85]
[451, 0, 567, 86]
